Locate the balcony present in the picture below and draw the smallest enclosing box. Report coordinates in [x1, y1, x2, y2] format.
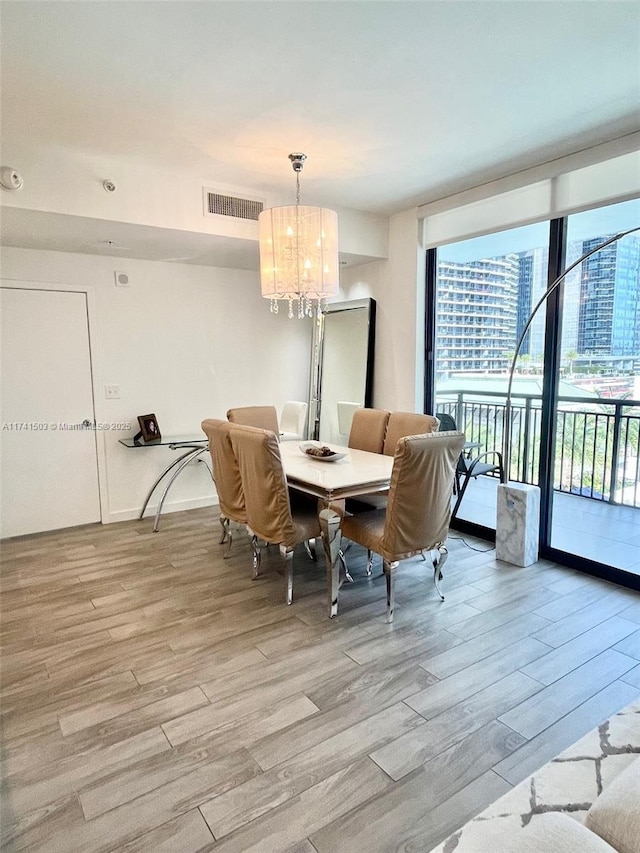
[455, 475, 640, 576]
[436, 386, 640, 577]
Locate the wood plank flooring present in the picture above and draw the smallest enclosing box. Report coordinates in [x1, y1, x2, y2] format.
[2, 507, 640, 852]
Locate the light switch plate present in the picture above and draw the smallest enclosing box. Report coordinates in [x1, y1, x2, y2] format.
[114, 271, 130, 287]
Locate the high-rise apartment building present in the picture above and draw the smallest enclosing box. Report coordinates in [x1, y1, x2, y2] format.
[578, 236, 640, 356]
[515, 246, 551, 361]
[435, 256, 518, 374]
[516, 252, 533, 355]
[436, 234, 638, 375]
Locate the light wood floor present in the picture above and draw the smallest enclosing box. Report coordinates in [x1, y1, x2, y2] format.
[2, 507, 640, 853]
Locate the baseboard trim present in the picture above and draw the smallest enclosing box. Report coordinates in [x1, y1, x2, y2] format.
[103, 496, 218, 525]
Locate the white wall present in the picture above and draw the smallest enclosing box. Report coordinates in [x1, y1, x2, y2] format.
[340, 208, 424, 414]
[1, 246, 312, 523]
[2, 144, 389, 261]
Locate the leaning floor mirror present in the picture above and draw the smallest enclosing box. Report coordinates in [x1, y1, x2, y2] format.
[308, 298, 376, 443]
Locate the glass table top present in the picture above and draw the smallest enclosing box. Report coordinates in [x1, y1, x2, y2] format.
[119, 434, 207, 448]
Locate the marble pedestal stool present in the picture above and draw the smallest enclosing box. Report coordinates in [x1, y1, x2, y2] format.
[496, 482, 540, 567]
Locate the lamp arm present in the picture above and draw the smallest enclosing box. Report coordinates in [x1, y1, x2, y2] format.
[502, 225, 640, 484]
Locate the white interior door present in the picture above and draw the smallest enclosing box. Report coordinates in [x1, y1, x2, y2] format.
[0, 286, 101, 537]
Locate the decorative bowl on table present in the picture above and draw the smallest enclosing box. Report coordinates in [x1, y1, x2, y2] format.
[298, 442, 346, 463]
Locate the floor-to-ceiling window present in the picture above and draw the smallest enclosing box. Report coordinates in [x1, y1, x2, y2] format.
[548, 200, 640, 579]
[426, 198, 640, 588]
[430, 222, 550, 532]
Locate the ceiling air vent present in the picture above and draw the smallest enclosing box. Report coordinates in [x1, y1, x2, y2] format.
[203, 189, 264, 221]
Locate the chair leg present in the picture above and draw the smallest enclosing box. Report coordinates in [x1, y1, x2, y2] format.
[383, 560, 398, 622]
[304, 538, 317, 561]
[451, 473, 472, 521]
[432, 544, 448, 601]
[250, 534, 261, 580]
[220, 517, 234, 558]
[280, 546, 294, 605]
[339, 550, 353, 583]
[366, 549, 374, 576]
[224, 527, 233, 558]
[219, 515, 229, 544]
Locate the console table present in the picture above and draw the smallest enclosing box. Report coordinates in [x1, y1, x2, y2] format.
[119, 435, 210, 531]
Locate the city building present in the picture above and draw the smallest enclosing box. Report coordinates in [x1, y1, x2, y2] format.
[578, 235, 640, 357]
[436, 235, 638, 376]
[435, 256, 518, 374]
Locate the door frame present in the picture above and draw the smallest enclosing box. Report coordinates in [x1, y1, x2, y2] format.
[1, 278, 107, 526]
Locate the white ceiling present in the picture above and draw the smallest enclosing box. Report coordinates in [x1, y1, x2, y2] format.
[0, 207, 262, 268]
[1, 0, 639, 263]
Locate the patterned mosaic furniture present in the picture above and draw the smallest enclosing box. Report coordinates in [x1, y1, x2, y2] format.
[429, 697, 640, 852]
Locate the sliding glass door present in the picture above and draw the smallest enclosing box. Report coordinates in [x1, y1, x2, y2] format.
[432, 222, 549, 532]
[428, 198, 640, 587]
[548, 200, 640, 580]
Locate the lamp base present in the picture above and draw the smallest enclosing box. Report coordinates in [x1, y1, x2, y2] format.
[496, 483, 540, 567]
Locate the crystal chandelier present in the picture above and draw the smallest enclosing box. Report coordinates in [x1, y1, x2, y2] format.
[259, 153, 339, 318]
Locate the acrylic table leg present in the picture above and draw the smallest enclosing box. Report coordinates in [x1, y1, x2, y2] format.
[320, 508, 342, 618]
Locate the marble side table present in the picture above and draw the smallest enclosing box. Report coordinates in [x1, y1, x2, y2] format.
[496, 482, 540, 567]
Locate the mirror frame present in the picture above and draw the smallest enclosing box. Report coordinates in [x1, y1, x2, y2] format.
[308, 298, 376, 441]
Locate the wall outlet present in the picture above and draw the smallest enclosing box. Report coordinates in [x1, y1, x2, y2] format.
[114, 271, 130, 287]
[105, 384, 120, 399]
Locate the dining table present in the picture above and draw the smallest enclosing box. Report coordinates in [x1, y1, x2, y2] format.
[279, 440, 394, 617]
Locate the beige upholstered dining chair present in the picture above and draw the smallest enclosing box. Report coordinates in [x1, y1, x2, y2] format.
[229, 426, 321, 605]
[382, 411, 440, 456]
[346, 409, 439, 513]
[201, 418, 254, 557]
[337, 430, 466, 621]
[348, 407, 390, 454]
[226, 405, 279, 433]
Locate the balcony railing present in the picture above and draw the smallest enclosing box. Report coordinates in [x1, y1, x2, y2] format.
[436, 389, 640, 508]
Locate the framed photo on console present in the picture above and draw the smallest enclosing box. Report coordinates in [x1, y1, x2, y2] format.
[136, 413, 162, 443]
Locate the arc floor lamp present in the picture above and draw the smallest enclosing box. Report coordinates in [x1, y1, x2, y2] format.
[496, 225, 640, 567]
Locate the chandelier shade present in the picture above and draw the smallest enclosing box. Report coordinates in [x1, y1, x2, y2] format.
[258, 154, 339, 318]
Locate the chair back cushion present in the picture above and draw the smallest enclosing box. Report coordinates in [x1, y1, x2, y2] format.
[201, 418, 247, 523]
[229, 426, 298, 547]
[348, 408, 390, 454]
[279, 401, 308, 439]
[227, 405, 279, 433]
[382, 431, 466, 559]
[382, 411, 440, 456]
